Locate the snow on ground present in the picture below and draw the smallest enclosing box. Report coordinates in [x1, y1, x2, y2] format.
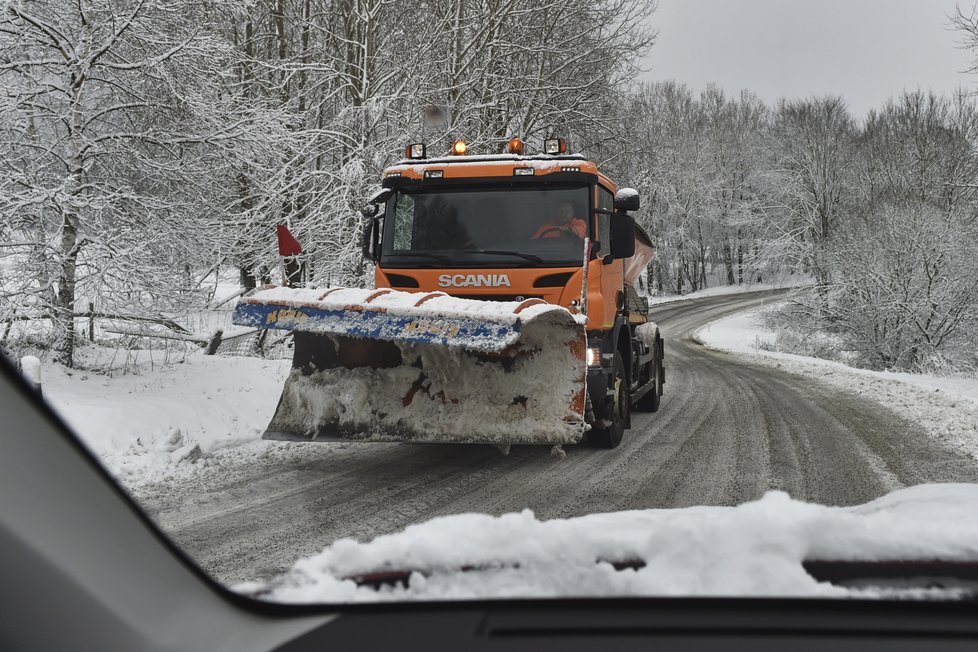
[646, 274, 811, 306]
[249, 484, 978, 602]
[42, 350, 291, 486]
[695, 305, 978, 462]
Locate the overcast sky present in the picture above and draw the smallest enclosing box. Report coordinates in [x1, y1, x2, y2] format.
[643, 0, 977, 117]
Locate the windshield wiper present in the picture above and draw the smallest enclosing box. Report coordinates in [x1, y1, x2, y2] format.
[458, 249, 544, 264]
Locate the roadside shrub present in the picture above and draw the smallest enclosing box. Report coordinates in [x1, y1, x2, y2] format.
[824, 204, 978, 372]
[761, 303, 854, 364]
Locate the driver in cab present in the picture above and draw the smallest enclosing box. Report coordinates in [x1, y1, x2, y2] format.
[531, 200, 586, 239]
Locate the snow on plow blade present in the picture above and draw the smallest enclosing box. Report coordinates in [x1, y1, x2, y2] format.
[232, 286, 587, 445]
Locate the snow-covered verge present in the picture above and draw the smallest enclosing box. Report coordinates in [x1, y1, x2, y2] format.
[695, 306, 978, 462]
[246, 484, 978, 601]
[646, 274, 811, 306]
[41, 351, 291, 486]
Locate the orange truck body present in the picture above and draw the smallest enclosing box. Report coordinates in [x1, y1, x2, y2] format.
[374, 158, 624, 333]
[364, 150, 664, 447]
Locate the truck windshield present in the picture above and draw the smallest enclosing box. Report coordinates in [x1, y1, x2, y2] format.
[381, 186, 590, 267]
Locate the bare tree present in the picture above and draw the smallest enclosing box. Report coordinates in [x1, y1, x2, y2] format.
[0, 0, 261, 365]
[769, 97, 855, 301]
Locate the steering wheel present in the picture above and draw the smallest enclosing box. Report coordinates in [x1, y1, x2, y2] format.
[536, 226, 582, 240]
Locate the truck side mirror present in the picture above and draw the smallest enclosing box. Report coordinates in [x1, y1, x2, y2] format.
[361, 218, 382, 262]
[360, 188, 392, 261]
[361, 220, 374, 261]
[361, 188, 393, 218]
[609, 211, 636, 259]
[614, 188, 640, 212]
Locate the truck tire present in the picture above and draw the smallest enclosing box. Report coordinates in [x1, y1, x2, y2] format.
[635, 337, 663, 413]
[588, 352, 628, 449]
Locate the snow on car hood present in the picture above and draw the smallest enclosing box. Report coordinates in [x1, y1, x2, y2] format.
[246, 484, 978, 602]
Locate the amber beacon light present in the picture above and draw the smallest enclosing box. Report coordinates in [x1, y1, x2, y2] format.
[451, 140, 468, 155]
[506, 137, 525, 155]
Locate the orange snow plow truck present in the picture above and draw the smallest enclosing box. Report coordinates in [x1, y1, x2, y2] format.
[233, 137, 664, 448]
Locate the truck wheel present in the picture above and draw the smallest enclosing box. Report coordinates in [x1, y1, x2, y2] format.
[635, 338, 663, 413]
[589, 352, 628, 449]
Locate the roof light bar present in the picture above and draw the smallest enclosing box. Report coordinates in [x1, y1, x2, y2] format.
[404, 143, 426, 159]
[544, 137, 568, 155]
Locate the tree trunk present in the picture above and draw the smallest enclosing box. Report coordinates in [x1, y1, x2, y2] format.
[54, 215, 79, 367]
[737, 241, 744, 284]
[240, 267, 258, 291]
[55, 64, 88, 368]
[722, 238, 735, 285]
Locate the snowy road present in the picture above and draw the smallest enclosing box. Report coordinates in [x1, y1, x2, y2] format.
[137, 290, 978, 584]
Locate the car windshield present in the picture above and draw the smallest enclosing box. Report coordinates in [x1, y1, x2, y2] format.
[4, 0, 978, 608]
[381, 187, 589, 267]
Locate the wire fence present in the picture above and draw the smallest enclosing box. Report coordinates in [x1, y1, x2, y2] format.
[0, 301, 301, 365]
[212, 328, 293, 360]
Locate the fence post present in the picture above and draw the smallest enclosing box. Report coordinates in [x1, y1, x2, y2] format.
[20, 355, 42, 395]
[205, 329, 224, 356]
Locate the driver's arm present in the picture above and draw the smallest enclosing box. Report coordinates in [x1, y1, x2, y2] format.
[531, 222, 552, 239]
[568, 218, 587, 239]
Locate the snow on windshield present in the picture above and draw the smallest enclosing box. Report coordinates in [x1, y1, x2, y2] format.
[249, 485, 978, 602]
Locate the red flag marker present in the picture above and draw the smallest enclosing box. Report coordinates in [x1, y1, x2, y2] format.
[276, 224, 302, 257]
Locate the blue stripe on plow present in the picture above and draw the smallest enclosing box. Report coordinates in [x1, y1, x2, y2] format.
[232, 301, 521, 351]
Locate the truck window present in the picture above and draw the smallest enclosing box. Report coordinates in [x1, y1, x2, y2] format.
[381, 186, 590, 267]
[392, 193, 415, 251]
[595, 185, 614, 258]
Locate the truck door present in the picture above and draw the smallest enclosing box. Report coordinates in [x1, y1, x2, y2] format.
[594, 183, 622, 330]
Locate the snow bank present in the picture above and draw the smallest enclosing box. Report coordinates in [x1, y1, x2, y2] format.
[695, 309, 779, 353]
[249, 484, 978, 602]
[647, 276, 811, 305]
[42, 352, 290, 485]
[695, 306, 978, 462]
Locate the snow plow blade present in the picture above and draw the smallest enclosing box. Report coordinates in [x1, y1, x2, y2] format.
[232, 286, 587, 445]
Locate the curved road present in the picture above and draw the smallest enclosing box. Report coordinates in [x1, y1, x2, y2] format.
[139, 290, 978, 584]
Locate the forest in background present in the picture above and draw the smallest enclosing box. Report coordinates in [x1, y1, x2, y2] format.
[2, 0, 978, 373]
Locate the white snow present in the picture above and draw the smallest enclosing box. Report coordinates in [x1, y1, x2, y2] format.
[239, 286, 586, 354]
[695, 305, 978, 462]
[646, 277, 811, 304]
[42, 352, 291, 485]
[248, 484, 978, 602]
[19, 355, 41, 387]
[695, 309, 779, 354]
[244, 285, 582, 325]
[389, 153, 588, 170]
